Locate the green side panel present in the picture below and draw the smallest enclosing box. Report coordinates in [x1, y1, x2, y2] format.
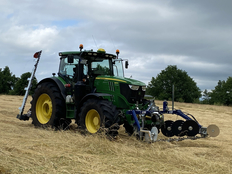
[66, 103, 75, 119]
[94, 76, 128, 109]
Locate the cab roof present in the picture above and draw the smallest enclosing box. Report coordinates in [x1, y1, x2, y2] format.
[59, 48, 117, 59]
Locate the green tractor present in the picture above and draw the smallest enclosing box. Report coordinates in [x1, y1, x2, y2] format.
[17, 45, 163, 140]
[17, 45, 219, 142]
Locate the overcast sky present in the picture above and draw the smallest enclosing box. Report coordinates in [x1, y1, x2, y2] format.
[1, 0, 232, 91]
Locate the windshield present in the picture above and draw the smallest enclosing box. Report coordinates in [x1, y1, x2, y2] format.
[113, 59, 124, 77]
[91, 59, 111, 75]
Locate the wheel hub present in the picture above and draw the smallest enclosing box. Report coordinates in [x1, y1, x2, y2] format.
[36, 94, 53, 124]
[93, 116, 99, 126]
[188, 126, 193, 131]
[85, 109, 101, 133]
[42, 101, 52, 117]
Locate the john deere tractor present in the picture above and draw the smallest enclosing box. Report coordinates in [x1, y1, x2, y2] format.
[17, 45, 159, 136]
[17, 45, 219, 142]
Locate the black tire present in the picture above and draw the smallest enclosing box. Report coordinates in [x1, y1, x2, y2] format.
[123, 122, 134, 136]
[31, 82, 70, 130]
[78, 99, 120, 134]
[161, 120, 174, 137]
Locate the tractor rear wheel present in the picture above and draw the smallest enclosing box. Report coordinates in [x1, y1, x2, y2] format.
[79, 99, 120, 134]
[31, 82, 70, 129]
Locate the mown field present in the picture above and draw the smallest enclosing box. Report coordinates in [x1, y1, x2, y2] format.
[0, 95, 231, 174]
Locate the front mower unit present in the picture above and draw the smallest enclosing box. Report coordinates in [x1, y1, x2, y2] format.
[126, 100, 220, 142]
[125, 99, 163, 142]
[126, 110, 158, 142]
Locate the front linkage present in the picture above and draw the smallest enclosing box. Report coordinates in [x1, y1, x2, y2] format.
[126, 100, 220, 143]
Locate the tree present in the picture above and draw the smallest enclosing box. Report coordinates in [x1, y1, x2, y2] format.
[210, 77, 232, 106]
[201, 89, 211, 104]
[11, 72, 38, 95]
[0, 66, 18, 94]
[146, 65, 201, 103]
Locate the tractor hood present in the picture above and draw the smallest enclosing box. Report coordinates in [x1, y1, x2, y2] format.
[95, 75, 146, 86]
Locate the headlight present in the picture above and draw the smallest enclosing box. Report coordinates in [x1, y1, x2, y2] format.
[142, 86, 146, 91]
[129, 85, 139, 90]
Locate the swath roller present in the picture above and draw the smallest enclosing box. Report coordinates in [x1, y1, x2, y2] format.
[157, 85, 220, 141]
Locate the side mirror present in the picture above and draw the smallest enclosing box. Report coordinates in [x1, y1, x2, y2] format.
[125, 61, 129, 69]
[68, 55, 74, 63]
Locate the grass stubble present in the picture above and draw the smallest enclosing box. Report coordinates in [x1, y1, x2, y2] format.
[0, 95, 231, 174]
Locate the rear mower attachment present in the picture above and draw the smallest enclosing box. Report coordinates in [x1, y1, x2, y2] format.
[160, 100, 220, 138]
[126, 100, 220, 143]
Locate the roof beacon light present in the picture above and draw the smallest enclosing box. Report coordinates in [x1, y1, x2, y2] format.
[116, 49, 120, 59]
[79, 44, 83, 51]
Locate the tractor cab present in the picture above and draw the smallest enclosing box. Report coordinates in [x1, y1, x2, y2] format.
[58, 45, 127, 95]
[58, 47, 125, 82]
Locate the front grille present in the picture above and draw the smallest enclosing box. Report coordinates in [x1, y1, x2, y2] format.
[120, 83, 145, 104]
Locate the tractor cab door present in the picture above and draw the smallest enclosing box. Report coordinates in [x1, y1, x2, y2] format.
[59, 55, 79, 80]
[87, 59, 112, 92]
[73, 59, 88, 83]
[59, 56, 88, 84]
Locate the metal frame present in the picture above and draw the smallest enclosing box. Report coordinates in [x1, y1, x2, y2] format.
[17, 51, 42, 120]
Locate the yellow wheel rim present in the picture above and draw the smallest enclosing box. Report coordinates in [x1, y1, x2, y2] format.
[85, 109, 101, 133]
[36, 94, 53, 124]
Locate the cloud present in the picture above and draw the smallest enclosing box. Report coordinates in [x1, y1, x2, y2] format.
[0, 0, 231, 92]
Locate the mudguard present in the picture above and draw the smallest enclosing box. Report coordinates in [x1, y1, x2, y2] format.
[79, 93, 112, 107]
[37, 77, 66, 100]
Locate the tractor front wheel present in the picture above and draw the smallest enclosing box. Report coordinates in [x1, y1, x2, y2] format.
[79, 99, 120, 134]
